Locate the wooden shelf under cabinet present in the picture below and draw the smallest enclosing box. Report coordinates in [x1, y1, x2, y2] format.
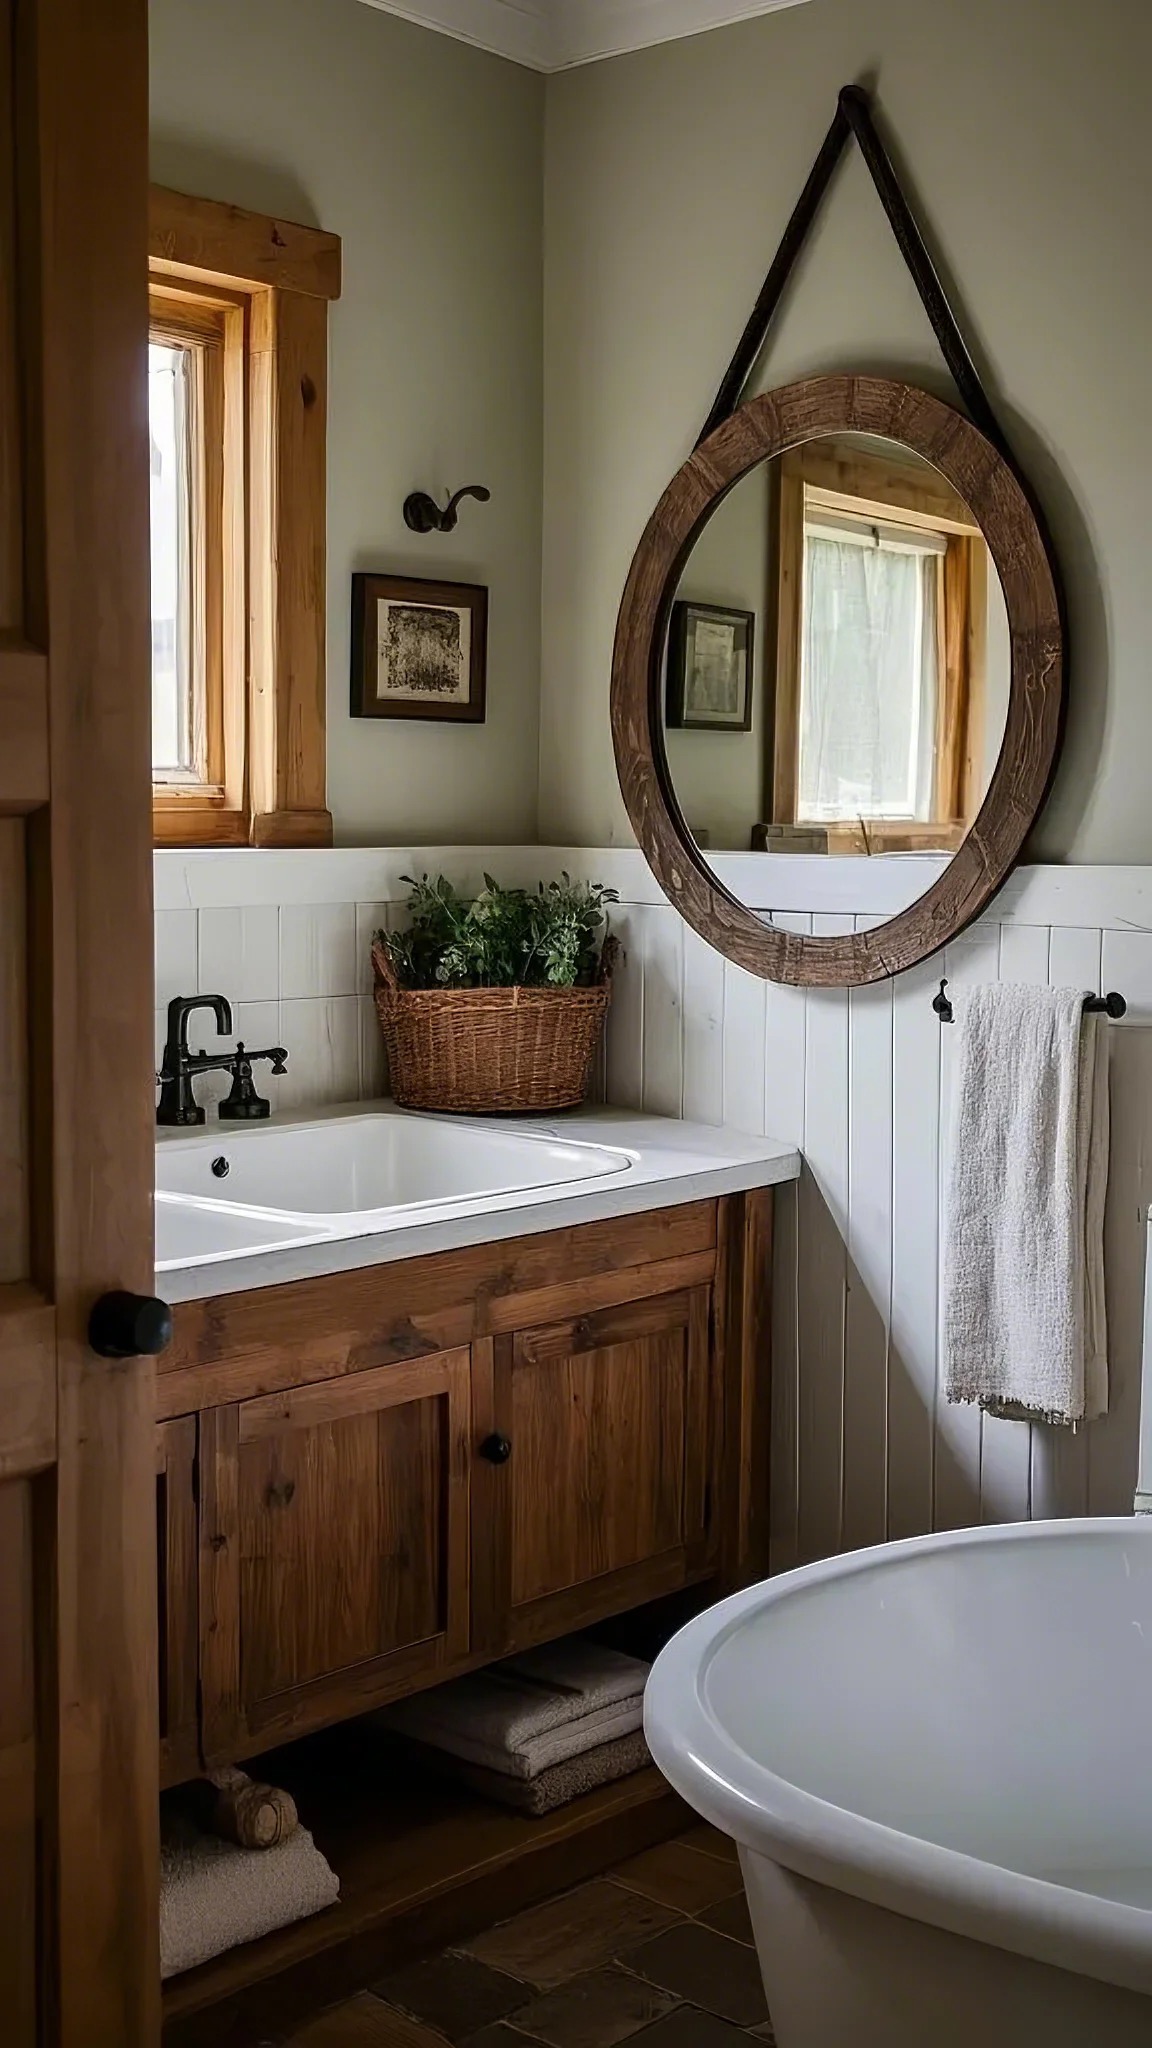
[162, 1727, 688, 2043]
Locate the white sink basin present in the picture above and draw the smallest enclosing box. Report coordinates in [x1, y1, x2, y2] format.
[156, 1108, 633, 1270]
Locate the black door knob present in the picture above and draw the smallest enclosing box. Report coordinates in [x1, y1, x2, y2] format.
[88, 1291, 173, 1359]
[479, 1432, 512, 1465]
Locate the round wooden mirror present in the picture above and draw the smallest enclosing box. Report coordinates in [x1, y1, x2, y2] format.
[610, 375, 1064, 987]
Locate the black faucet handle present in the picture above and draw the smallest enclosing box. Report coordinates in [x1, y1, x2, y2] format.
[216, 1043, 288, 1122]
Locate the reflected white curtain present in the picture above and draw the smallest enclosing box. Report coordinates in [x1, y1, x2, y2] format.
[798, 524, 940, 824]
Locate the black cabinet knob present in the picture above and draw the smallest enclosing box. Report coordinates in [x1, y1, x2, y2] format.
[88, 1291, 173, 1360]
[480, 1432, 512, 1465]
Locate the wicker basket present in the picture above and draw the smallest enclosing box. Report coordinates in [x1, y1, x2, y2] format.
[372, 936, 617, 1114]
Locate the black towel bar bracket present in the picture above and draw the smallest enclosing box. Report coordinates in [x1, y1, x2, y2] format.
[932, 980, 1127, 1025]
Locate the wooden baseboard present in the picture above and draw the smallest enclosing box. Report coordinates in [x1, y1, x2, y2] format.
[162, 1730, 686, 2047]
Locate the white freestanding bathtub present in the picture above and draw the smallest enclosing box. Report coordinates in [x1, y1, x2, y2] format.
[645, 1519, 1152, 2048]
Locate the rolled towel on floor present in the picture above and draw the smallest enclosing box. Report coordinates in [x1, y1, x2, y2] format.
[943, 983, 1110, 1426]
[398, 1727, 652, 1816]
[160, 1809, 339, 1979]
[375, 1638, 649, 1781]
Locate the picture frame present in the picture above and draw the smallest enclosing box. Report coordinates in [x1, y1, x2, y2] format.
[665, 599, 754, 731]
[351, 573, 487, 722]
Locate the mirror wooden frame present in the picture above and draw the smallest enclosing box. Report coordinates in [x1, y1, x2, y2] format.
[610, 374, 1065, 987]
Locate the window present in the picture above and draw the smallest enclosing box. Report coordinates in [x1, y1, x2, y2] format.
[771, 440, 990, 855]
[798, 514, 946, 825]
[147, 186, 341, 847]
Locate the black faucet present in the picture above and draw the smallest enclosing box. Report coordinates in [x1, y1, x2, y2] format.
[156, 995, 287, 1126]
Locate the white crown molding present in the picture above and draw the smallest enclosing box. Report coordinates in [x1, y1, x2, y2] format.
[357, 0, 553, 71]
[356, 0, 813, 71]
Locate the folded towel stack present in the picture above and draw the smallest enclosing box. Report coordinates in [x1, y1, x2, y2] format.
[375, 1638, 651, 1816]
[160, 1807, 340, 1979]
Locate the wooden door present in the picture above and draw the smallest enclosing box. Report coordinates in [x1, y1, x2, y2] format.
[199, 1350, 472, 1763]
[475, 1288, 718, 1657]
[0, 0, 157, 2040]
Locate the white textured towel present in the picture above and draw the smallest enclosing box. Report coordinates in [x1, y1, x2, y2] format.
[160, 1811, 339, 1979]
[943, 984, 1110, 1426]
[375, 1639, 648, 1782]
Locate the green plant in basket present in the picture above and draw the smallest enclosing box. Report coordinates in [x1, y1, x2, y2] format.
[378, 873, 618, 991]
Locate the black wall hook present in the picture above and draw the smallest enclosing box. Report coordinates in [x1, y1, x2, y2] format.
[403, 484, 491, 534]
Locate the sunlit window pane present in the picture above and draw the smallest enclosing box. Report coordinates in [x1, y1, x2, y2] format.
[149, 342, 193, 775]
[798, 522, 941, 824]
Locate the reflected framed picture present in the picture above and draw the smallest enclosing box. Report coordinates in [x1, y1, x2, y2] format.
[351, 573, 487, 722]
[666, 600, 754, 731]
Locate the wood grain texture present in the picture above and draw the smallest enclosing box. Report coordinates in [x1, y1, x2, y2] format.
[0, 1284, 55, 1478]
[157, 1417, 199, 1790]
[611, 375, 1065, 987]
[159, 1206, 716, 1402]
[248, 285, 332, 847]
[0, 649, 47, 812]
[149, 185, 341, 300]
[21, 0, 160, 2035]
[0, 823, 28, 1280]
[718, 1191, 774, 1589]
[0, 1479, 35, 2045]
[202, 1351, 470, 1757]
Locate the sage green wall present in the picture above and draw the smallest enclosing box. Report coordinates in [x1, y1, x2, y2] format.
[540, 0, 1152, 858]
[150, 0, 543, 846]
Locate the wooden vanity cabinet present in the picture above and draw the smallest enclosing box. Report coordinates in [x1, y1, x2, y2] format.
[155, 1192, 772, 1778]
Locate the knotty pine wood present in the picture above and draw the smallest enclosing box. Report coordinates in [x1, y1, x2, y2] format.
[162, 1726, 687, 2041]
[158, 1205, 717, 1415]
[611, 375, 1064, 987]
[199, 1351, 471, 1761]
[150, 185, 342, 302]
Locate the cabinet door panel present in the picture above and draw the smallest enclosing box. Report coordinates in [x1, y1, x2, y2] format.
[156, 1416, 199, 1788]
[510, 1326, 686, 1605]
[484, 1287, 716, 1652]
[200, 1349, 470, 1759]
[238, 1393, 445, 1699]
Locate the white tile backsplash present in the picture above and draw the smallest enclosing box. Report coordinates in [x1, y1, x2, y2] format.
[198, 905, 280, 1004]
[154, 909, 198, 1012]
[278, 997, 360, 1111]
[355, 902, 390, 996]
[280, 903, 358, 999]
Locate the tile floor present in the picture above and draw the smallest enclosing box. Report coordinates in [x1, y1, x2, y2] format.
[280, 1828, 774, 2047]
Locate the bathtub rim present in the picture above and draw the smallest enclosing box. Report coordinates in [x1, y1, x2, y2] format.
[644, 1516, 1152, 2001]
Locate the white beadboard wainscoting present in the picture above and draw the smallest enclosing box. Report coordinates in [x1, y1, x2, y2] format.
[155, 847, 1152, 1563]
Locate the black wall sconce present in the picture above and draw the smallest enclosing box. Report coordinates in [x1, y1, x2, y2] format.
[403, 484, 491, 534]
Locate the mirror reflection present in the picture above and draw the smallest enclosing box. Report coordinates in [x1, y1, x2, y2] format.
[662, 433, 1010, 859]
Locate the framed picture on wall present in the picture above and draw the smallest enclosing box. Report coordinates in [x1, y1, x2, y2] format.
[351, 573, 487, 722]
[666, 600, 754, 731]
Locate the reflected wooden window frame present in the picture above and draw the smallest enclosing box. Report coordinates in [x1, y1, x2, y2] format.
[768, 439, 988, 856]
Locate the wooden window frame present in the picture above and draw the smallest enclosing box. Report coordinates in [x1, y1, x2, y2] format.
[770, 440, 988, 855]
[148, 187, 342, 848]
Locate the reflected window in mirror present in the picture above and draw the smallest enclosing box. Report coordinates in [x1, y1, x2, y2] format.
[768, 437, 1004, 856]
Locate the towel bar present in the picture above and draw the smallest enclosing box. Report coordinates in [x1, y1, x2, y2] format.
[932, 981, 1127, 1025]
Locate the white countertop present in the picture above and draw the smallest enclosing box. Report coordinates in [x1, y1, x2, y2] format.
[157, 1102, 800, 1303]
